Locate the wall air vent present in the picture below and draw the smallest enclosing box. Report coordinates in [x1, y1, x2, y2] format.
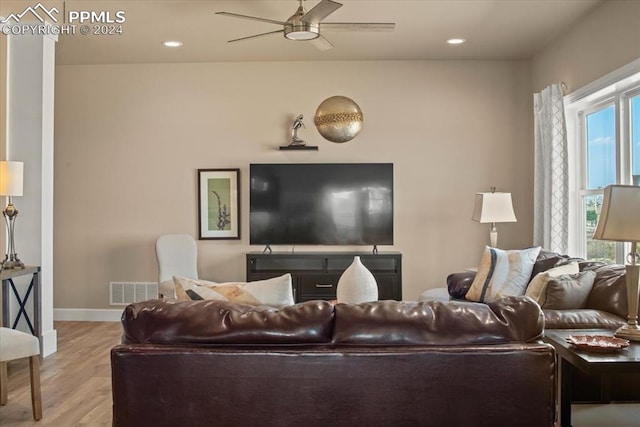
[109, 282, 158, 305]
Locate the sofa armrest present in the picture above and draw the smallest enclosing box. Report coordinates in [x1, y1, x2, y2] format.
[582, 263, 628, 318]
[446, 271, 476, 299]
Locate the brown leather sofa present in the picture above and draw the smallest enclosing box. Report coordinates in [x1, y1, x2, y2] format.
[112, 297, 556, 427]
[446, 250, 636, 402]
[445, 250, 628, 330]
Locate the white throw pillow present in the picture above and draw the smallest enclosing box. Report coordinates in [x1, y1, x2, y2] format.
[525, 262, 580, 304]
[173, 274, 294, 307]
[465, 246, 541, 303]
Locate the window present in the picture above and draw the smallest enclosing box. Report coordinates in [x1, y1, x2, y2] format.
[583, 103, 616, 262]
[566, 63, 640, 263]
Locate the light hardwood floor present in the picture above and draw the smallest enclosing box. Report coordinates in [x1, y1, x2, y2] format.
[0, 322, 122, 426]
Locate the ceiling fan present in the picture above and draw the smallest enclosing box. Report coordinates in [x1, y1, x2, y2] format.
[216, 0, 395, 51]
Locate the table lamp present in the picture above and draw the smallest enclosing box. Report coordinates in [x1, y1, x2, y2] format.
[593, 184, 640, 341]
[0, 161, 25, 269]
[472, 187, 517, 247]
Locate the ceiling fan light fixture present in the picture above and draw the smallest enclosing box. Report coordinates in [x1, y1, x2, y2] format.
[284, 23, 320, 40]
[447, 38, 466, 45]
[162, 40, 183, 47]
[217, 0, 394, 50]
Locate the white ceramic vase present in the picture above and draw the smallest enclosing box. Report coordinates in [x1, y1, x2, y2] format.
[336, 256, 378, 303]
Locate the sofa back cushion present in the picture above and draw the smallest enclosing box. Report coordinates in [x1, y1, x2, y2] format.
[582, 263, 628, 318]
[332, 296, 544, 345]
[447, 271, 476, 299]
[121, 299, 335, 345]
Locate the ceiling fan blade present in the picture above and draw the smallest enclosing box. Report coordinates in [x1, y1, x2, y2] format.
[216, 11, 286, 26]
[227, 29, 285, 43]
[302, 0, 342, 24]
[310, 35, 334, 51]
[320, 22, 396, 32]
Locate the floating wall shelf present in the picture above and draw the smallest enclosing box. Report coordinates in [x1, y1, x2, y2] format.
[278, 145, 318, 151]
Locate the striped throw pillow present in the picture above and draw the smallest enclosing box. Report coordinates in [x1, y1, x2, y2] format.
[465, 246, 541, 303]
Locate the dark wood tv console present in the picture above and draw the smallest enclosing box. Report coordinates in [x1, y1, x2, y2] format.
[246, 252, 402, 303]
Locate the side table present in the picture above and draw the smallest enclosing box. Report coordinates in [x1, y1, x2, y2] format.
[543, 329, 640, 427]
[1, 266, 42, 355]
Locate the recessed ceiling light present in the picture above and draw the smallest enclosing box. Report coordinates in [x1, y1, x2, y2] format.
[447, 38, 466, 45]
[162, 40, 183, 48]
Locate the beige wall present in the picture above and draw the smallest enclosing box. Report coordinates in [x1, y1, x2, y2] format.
[54, 59, 533, 308]
[532, 0, 640, 93]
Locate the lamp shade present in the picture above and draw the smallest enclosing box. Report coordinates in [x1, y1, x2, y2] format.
[472, 192, 517, 223]
[593, 185, 640, 243]
[0, 161, 24, 197]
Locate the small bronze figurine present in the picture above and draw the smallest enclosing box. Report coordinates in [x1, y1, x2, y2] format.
[290, 114, 306, 146]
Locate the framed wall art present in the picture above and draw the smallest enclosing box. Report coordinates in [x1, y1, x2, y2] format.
[197, 168, 240, 240]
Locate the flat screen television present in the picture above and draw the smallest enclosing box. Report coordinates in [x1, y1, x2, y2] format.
[250, 163, 393, 246]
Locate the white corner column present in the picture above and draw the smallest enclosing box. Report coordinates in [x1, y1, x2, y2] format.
[6, 30, 57, 356]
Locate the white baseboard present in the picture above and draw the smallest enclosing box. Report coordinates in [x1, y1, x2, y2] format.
[42, 329, 57, 357]
[54, 308, 123, 322]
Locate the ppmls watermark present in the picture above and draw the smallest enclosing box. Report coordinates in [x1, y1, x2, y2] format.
[1, 2, 126, 36]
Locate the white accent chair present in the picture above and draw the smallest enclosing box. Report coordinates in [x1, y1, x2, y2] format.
[155, 234, 199, 298]
[0, 327, 42, 420]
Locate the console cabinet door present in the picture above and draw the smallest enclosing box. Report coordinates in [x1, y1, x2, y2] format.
[374, 274, 400, 300]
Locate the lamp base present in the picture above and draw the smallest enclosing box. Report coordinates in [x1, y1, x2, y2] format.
[614, 323, 640, 341]
[2, 202, 24, 270]
[617, 263, 640, 341]
[1, 258, 24, 269]
[489, 222, 499, 248]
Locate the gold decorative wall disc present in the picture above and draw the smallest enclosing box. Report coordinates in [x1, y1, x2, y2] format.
[314, 96, 363, 143]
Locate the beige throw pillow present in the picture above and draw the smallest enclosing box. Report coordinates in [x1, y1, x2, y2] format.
[465, 246, 541, 303]
[173, 274, 294, 307]
[525, 262, 580, 305]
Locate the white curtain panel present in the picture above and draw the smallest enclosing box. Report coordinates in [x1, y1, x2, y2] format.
[533, 83, 568, 253]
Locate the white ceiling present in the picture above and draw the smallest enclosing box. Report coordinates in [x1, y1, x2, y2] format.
[2, 0, 603, 65]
